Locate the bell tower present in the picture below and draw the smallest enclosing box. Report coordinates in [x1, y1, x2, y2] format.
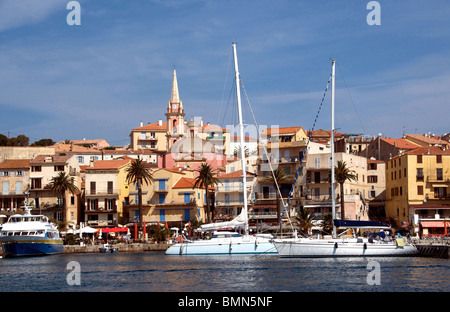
[166, 68, 185, 150]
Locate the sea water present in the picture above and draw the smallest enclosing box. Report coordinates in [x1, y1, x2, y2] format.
[0, 252, 448, 292]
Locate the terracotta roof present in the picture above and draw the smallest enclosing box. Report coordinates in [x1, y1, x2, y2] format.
[231, 136, 258, 142]
[31, 154, 72, 164]
[0, 159, 30, 169]
[405, 134, 450, 147]
[306, 129, 344, 138]
[367, 159, 384, 163]
[132, 122, 167, 131]
[173, 177, 214, 190]
[262, 126, 305, 136]
[173, 177, 196, 189]
[403, 146, 450, 156]
[85, 158, 132, 170]
[218, 170, 256, 179]
[381, 138, 419, 150]
[202, 124, 228, 132]
[53, 143, 100, 153]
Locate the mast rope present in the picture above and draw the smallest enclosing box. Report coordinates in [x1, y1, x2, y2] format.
[274, 70, 333, 235]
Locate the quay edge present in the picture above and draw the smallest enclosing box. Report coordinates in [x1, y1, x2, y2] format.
[0, 243, 171, 256]
[62, 243, 170, 254]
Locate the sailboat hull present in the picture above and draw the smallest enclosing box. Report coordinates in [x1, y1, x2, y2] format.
[166, 237, 277, 255]
[273, 239, 417, 258]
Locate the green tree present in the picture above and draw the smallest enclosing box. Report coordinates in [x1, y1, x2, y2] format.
[296, 208, 315, 237]
[31, 138, 55, 146]
[49, 172, 79, 224]
[262, 166, 289, 222]
[193, 163, 220, 223]
[334, 160, 357, 220]
[125, 157, 154, 229]
[321, 212, 333, 235]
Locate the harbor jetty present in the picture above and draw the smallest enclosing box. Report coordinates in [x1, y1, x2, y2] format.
[0, 243, 171, 256]
[62, 242, 170, 254]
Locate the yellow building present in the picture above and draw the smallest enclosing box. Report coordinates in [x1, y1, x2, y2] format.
[29, 154, 81, 225]
[124, 168, 209, 226]
[84, 157, 132, 227]
[385, 146, 450, 236]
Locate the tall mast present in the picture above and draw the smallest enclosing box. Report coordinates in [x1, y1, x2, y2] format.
[331, 59, 337, 239]
[232, 43, 249, 235]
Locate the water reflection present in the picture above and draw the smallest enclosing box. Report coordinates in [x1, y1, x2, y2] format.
[0, 253, 448, 292]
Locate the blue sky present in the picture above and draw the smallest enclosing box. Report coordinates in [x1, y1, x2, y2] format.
[0, 0, 449, 145]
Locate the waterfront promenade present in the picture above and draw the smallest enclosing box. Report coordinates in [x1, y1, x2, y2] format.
[63, 242, 170, 254]
[0, 242, 170, 256]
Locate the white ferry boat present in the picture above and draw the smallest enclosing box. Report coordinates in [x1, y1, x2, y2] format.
[0, 206, 63, 257]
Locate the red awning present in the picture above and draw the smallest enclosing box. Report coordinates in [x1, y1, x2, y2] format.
[101, 227, 129, 233]
[420, 221, 447, 228]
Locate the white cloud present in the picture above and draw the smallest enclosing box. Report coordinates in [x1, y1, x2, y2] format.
[0, 0, 64, 32]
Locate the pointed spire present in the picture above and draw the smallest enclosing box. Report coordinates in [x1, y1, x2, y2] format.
[170, 68, 181, 105]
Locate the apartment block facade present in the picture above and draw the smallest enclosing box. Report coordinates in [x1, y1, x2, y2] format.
[385, 146, 450, 236]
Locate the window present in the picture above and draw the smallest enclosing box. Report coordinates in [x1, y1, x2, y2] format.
[90, 182, 96, 195]
[436, 155, 442, 163]
[107, 181, 113, 194]
[416, 168, 424, 181]
[2, 182, 9, 194]
[1, 170, 10, 176]
[314, 188, 320, 199]
[184, 193, 190, 204]
[15, 170, 24, 176]
[436, 168, 443, 180]
[16, 182, 22, 194]
[158, 193, 165, 204]
[32, 166, 41, 172]
[89, 199, 98, 210]
[77, 156, 84, 163]
[184, 209, 190, 221]
[417, 155, 422, 163]
[434, 187, 447, 199]
[54, 165, 64, 171]
[417, 185, 423, 196]
[314, 157, 320, 169]
[368, 176, 378, 183]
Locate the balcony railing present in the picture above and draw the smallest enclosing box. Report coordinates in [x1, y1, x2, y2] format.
[87, 189, 120, 196]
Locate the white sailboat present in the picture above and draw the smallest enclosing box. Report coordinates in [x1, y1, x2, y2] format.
[165, 43, 277, 255]
[272, 59, 418, 257]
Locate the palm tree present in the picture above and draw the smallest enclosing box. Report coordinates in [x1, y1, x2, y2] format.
[262, 166, 289, 222]
[233, 146, 250, 158]
[321, 212, 333, 235]
[49, 172, 79, 223]
[193, 163, 220, 223]
[334, 160, 357, 220]
[125, 157, 154, 229]
[296, 208, 315, 237]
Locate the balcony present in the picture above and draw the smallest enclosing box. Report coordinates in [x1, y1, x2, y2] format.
[153, 185, 169, 192]
[215, 185, 251, 193]
[87, 189, 120, 197]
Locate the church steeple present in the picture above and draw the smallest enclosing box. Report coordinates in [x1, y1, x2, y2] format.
[169, 68, 182, 108]
[166, 68, 185, 150]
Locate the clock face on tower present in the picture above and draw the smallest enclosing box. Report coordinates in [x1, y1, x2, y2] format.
[172, 104, 177, 110]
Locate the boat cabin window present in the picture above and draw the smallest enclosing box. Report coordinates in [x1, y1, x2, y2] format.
[212, 233, 242, 238]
